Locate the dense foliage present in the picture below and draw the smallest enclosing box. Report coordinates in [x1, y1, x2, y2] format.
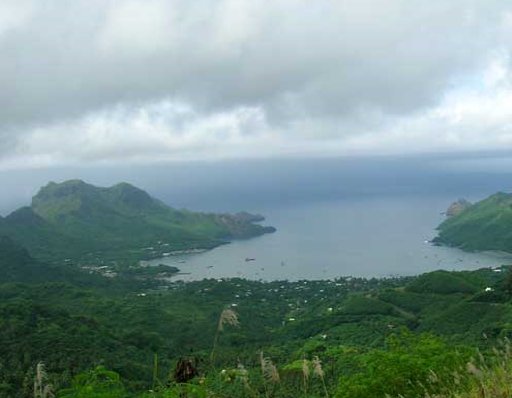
[435, 192, 512, 252]
[3, 183, 512, 396]
[2, 236, 512, 397]
[0, 180, 275, 264]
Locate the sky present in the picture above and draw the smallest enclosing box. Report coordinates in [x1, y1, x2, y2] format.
[2, 1, 512, 213]
[2, 154, 512, 216]
[1, 0, 512, 171]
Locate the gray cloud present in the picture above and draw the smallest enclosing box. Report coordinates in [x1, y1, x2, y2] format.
[1, 0, 512, 165]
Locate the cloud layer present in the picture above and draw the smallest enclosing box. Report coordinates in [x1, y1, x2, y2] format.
[1, 0, 512, 168]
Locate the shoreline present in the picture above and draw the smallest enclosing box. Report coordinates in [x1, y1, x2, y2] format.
[431, 239, 512, 259]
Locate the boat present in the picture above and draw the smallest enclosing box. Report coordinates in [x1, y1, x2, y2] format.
[245, 258, 256, 262]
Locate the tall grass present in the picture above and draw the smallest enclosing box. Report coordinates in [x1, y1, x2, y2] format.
[260, 351, 280, 397]
[312, 356, 328, 398]
[210, 308, 240, 364]
[301, 358, 310, 397]
[439, 342, 512, 398]
[33, 362, 54, 398]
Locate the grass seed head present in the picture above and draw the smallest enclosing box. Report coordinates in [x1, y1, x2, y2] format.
[218, 308, 240, 331]
[260, 352, 280, 383]
[302, 359, 310, 380]
[312, 356, 324, 379]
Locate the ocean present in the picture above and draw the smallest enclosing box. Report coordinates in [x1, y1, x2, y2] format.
[152, 193, 512, 281]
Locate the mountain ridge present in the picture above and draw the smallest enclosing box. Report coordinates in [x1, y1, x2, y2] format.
[0, 179, 276, 264]
[434, 191, 512, 252]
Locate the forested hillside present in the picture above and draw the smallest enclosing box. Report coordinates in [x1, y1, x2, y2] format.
[435, 192, 512, 252]
[2, 239, 512, 397]
[0, 180, 275, 264]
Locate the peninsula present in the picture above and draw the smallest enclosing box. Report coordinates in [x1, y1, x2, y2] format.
[434, 192, 512, 253]
[0, 180, 276, 265]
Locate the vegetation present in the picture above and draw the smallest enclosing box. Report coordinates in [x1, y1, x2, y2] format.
[4, 183, 512, 396]
[2, 234, 512, 397]
[435, 192, 512, 252]
[0, 180, 275, 265]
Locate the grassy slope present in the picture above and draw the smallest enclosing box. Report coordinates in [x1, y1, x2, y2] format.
[435, 192, 512, 252]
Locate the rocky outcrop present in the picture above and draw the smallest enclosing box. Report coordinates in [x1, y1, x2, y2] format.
[445, 199, 472, 217]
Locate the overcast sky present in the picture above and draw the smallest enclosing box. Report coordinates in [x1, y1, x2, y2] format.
[1, 0, 512, 170]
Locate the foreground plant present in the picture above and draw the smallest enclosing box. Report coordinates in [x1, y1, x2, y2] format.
[210, 308, 240, 364]
[260, 351, 280, 397]
[312, 356, 329, 398]
[34, 362, 54, 398]
[444, 342, 512, 398]
[302, 358, 310, 398]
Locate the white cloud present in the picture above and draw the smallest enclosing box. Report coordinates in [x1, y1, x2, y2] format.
[0, 1, 34, 36]
[1, 101, 276, 169]
[4, 50, 512, 171]
[98, 0, 177, 56]
[1, 0, 512, 169]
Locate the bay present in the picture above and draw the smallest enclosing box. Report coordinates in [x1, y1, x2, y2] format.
[151, 194, 512, 281]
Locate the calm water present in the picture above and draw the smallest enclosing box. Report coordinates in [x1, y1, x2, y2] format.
[151, 194, 512, 281]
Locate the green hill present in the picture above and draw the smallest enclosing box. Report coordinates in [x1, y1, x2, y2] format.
[0, 235, 103, 285]
[405, 270, 478, 295]
[434, 192, 512, 252]
[0, 180, 275, 263]
[0, 235, 49, 283]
